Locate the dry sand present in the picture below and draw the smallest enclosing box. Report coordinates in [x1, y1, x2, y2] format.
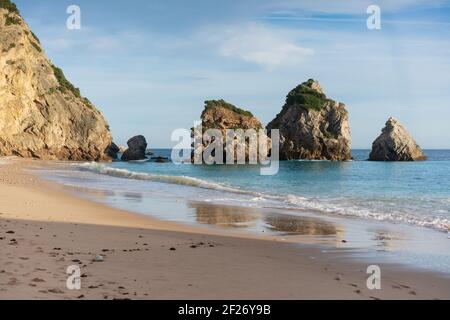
[0, 158, 449, 300]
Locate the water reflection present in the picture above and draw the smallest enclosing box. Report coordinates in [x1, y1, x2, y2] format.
[265, 214, 338, 236]
[189, 201, 340, 236]
[190, 202, 261, 228]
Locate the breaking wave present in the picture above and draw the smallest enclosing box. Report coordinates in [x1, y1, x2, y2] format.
[76, 162, 450, 233]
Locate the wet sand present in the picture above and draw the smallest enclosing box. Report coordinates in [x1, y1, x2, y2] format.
[1, 158, 449, 300]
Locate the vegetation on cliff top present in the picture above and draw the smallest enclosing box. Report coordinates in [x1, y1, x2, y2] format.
[50, 64, 93, 109]
[4, 14, 20, 25]
[286, 79, 333, 111]
[202, 99, 254, 118]
[0, 0, 19, 14]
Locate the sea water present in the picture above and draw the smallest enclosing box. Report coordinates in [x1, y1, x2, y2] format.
[40, 149, 450, 273]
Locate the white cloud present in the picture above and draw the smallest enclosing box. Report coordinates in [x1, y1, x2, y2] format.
[205, 24, 313, 70]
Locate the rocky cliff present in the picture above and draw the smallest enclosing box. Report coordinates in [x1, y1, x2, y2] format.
[369, 117, 426, 161]
[193, 100, 270, 163]
[267, 79, 351, 161]
[0, 2, 112, 160]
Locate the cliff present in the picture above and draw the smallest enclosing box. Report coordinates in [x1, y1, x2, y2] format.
[194, 100, 270, 163]
[267, 79, 351, 161]
[0, 2, 112, 160]
[369, 117, 426, 161]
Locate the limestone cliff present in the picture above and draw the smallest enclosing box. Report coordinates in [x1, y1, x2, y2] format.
[369, 117, 426, 161]
[193, 100, 270, 163]
[267, 79, 351, 161]
[0, 3, 112, 160]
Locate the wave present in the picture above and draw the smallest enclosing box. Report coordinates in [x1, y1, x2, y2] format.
[75, 162, 450, 233]
[283, 194, 450, 232]
[76, 162, 261, 196]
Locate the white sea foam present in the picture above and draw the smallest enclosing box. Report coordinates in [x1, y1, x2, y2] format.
[76, 162, 257, 196]
[76, 162, 450, 233]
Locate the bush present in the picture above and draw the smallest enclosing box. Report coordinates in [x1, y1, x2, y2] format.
[285, 80, 332, 111]
[31, 31, 40, 44]
[202, 99, 254, 118]
[50, 63, 94, 109]
[30, 40, 41, 52]
[0, 0, 19, 14]
[4, 14, 20, 25]
[2, 42, 15, 52]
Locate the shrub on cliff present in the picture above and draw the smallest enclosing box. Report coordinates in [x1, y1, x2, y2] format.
[202, 100, 254, 118]
[286, 79, 332, 111]
[0, 0, 19, 14]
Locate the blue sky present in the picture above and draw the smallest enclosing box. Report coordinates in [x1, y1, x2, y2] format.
[15, 0, 450, 148]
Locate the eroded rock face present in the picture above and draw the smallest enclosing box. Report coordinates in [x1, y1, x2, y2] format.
[369, 117, 426, 161]
[121, 135, 148, 161]
[193, 100, 270, 163]
[106, 142, 120, 159]
[267, 80, 351, 161]
[0, 5, 112, 160]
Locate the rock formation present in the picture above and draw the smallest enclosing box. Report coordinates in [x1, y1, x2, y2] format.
[0, 2, 112, 160]
[121, 135, 148, 161]
[106, 142, 120, 159]
[267, 79, 351, 161]
[193, 100, 270, 163]
[369, 117, 426, 161]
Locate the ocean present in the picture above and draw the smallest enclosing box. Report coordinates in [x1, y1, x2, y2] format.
[39, 149, 450, 273]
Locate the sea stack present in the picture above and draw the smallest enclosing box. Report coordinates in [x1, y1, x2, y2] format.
[0, 2, 112, 160]
[369, 117, 426, 161]
[121, 136, 148, 161]
[193, 100, 270, 163]
[267, 79, 351, 161]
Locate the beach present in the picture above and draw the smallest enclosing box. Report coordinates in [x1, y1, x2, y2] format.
[1, 158, 449, 300]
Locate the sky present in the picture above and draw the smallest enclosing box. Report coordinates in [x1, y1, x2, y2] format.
[15, 0, 450, 148]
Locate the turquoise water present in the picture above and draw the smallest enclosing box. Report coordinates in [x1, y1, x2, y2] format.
[68, 149, 450, 232]
[40, 149, 450, 273]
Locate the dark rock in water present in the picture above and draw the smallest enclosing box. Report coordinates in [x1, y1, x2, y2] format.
[267, 79, 351, 161]
[369, 117, 426, 161]
[106, 142, 120, 159]
[121, 135, 148, 161]
[151, 156, 169, 163]
[127, 135, 147, 151]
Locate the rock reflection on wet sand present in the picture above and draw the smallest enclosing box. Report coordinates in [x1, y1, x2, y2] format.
[265, 215, 338, 236]
[190, 202, 261, 228]
[189, 201, 339, 236]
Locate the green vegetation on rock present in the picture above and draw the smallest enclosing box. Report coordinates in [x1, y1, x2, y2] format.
[30, 40, 41, 52]
[50, 64, 93, 109]
[4, 14, 20, 25]
[286, 79, 332, 111]
[30, 30, 40, 43]
[0, 0, 19, 14]
[2, 42, 15, 52]
[202, 99, 254, 118]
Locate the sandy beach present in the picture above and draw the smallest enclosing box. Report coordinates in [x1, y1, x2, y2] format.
[0, 158, 449, 300]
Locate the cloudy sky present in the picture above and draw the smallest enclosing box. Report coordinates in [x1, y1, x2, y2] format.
[15, 0, 450, 148]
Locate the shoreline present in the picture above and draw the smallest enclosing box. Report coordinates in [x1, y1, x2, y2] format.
[1, 157, 450, 300]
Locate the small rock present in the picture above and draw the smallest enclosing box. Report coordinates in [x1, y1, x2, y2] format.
[93, 255, 104, 262]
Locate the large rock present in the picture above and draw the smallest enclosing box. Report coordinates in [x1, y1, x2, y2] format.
[121, 135, 148, 161]
[106, 142, 120, 159]
[0, 3, 112, 160]
[267, 79, 351, 161]
[369, 117, 426, 161]
[193, 100, 270, 163]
